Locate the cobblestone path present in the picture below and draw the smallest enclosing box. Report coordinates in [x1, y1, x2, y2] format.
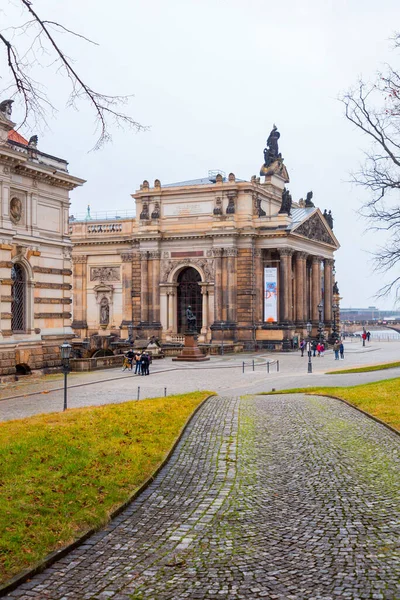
[7, 394, 400, 600]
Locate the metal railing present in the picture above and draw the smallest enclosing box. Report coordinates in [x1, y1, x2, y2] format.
[69, 209, 136, 222]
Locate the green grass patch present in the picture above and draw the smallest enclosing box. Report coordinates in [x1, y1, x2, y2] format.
[328, 361, 400, 374]
[0, 391, 213, 584]
[262, 378, 400, 432]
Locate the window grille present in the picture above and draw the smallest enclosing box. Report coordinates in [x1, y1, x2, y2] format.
[11, 264, 25, 332]
[177, 267, 202, 333]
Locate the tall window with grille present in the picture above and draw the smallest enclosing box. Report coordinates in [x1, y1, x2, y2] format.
[11, 263, 26, 332]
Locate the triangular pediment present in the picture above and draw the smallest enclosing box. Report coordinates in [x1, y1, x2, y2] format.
[291, 209, 339, 248]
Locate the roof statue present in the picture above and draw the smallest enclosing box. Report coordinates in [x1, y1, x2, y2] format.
[279, 188, 292, 216]
[28, 135, 38, 148]
[305, 191, 315, 208]
[263, 124, 281, 168]
[333, 280, 340, 295]
[0, 99, 13, 120]
[259, 124, 289, 181]
[323, 209, 334, 229]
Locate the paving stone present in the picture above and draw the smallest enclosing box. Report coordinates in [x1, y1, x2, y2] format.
[4, 394, 400, 598]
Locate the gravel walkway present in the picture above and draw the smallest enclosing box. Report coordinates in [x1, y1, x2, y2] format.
[6, 394, 400, 599]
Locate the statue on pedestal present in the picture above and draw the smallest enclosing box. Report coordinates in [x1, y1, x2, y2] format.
[186, 306, 197, 332]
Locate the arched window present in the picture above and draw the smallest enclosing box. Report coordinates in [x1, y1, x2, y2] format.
[11, 263, 26, 332]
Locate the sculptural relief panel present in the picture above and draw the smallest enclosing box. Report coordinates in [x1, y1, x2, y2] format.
[90, 266, 120, 282]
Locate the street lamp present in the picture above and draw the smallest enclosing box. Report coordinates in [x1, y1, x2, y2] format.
[60, 341, 72, 411]
[317, 301, 324, 344]
[332, 303, 339, 341]
[306, 321, 313, 374]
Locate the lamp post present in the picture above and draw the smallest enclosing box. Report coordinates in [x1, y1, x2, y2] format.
[306, 321, 313, 373]
[60, 341, 72, 411]
[317, 301, 324, 344]
[332, 303, 338, 341]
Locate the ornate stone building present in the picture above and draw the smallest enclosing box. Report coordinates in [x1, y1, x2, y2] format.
[71, 127, 340, 351]
[0, 100, 84, 376]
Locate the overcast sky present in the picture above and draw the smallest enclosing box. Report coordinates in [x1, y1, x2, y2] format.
[3, 0, 400, 310]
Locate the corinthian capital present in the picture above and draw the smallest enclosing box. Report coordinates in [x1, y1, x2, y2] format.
[225, 247, 238, 257]
[72, 254, 87, 264]
[139, 251, 148, 261]
[279, 247, 293, 257]
[212, 247, 224, 258]
[120, 252, 133, 263]
[149, 250, 161, 260]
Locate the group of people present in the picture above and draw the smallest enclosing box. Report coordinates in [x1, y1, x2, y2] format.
[299, 339, 344, 359]
[123, 349, 152, 375]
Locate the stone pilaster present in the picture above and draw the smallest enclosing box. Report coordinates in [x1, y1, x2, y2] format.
[71, 254, 88, 330]
[226, 247, 237, 323]
[311, 255, 322, 322]
[254, 248, 263, 323]
[120, 252, 133, 327]
[324, 258, 334, 324]
[139, 251, 149, 323]
[149, 250, 161, 324]
[212, 248, 223, 322]
[295, 251, 307, 323]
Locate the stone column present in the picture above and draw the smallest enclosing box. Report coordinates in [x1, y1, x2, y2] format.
[311, 256, 322, 322]
[303, 256, 309, 322]
[279, 248, 292, 322]
[295, 252, 307, 323]
[212, 248, 223, 322]
[149, 250, 161, 324]
[71, 255, 87, 330]
[254, 248, 263, 323]
[226, 247, 237, 323]
[120, 252, 133, 327]
[324, 258, 334, 324]
[140, 251, 149, 323]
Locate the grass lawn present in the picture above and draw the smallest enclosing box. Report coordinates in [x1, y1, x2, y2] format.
[0, 391, 213, 585]
[328, 361, 400, 374]
[263, 378, 400, 432]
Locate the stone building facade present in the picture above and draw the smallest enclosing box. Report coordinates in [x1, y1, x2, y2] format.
[71, 129, 340, 352]
[0, 100, 84, 376]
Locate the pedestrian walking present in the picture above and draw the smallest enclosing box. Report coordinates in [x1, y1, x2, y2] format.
[316, 342, 321, 357]
[333, 340, 340, 360]
[339, 341, 344, 359]
[141, 352, 150, 376]
[126, 348, 135, 370]
[312, 341, 317, 357]
[300, 339, 305, 357]
[367, 331, 371, 342]
[362, 331, 367, 347]
[320, 342, 325, 357]
[134, 352, 142, 375]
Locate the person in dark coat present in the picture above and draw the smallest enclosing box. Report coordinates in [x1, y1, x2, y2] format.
[141, 352, 150, 376]
[339, 342, 344, 359]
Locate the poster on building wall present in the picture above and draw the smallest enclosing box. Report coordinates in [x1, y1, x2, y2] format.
[264, 267, 278, 322]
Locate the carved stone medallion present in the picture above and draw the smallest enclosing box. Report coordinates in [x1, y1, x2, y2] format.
[10, 197, 22, 224]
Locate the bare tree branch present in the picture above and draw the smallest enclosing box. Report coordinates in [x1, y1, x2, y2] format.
[1, 0, 147, 149]
[341, 33, 400, 299]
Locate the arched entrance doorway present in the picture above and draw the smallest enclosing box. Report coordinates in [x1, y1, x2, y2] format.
[177, 267, 202, 333]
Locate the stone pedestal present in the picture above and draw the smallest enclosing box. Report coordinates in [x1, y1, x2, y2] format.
[172, 333, 210, 362]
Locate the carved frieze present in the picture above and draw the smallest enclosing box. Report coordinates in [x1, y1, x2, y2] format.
[90, 266, 120, 282]
[294, 213, 336, 246]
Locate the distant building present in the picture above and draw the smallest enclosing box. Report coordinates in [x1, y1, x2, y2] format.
[0, 99, 84, 377]
[340, 307, 400, 321]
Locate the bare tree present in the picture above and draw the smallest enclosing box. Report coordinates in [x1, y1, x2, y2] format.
[341, 34, 400, 298]
[0, 0, 146, 149]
